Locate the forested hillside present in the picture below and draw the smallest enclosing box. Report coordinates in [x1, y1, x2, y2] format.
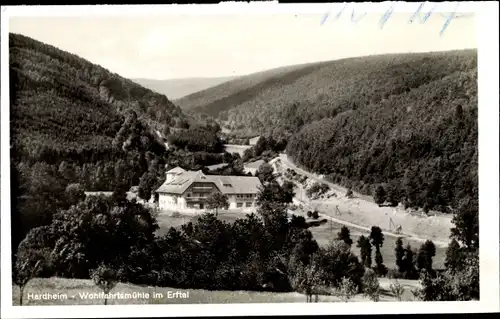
[287, 65, 477, 212]
[175, 62, 324, 114]
[9, 33, 193, 254]
[179, 51, 476, 139]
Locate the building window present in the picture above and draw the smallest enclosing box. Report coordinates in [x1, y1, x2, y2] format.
[245, 202, 252, 207]
[237, 202, 243, 208]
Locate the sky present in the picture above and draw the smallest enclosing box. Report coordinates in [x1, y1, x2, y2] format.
[9, 10, 477, 80]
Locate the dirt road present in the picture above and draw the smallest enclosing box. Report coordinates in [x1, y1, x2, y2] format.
[276, 154, 452, 248]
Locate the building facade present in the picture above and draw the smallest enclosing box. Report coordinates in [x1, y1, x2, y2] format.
[155, 167, 262, 212]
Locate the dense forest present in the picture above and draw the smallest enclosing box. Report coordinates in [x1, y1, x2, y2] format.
[178, 50, 477, 139]
[9, 33, 223, 256]
[286, 55, 477, 212]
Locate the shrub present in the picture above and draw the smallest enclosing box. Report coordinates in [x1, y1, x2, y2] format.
[346, 188, 353, 198]
[389, 280, 405, 301]
[311, 211, 320, 219]
[362, 269, 381, 302]
[339, 277, 357, 302]
[90, 264, 118, 305]
[374, 185, 387, 206]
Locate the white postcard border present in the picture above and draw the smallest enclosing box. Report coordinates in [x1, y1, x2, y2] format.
[1, 2, 499, 318]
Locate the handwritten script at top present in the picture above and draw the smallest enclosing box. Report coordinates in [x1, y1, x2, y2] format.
[320, 2, 474, 36]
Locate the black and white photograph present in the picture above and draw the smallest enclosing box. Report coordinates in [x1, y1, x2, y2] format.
[1, 2, 499, 318]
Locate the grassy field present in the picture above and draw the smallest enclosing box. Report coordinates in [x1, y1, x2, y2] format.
[12, 277, 420, 306]
[155, 208, 446, 270]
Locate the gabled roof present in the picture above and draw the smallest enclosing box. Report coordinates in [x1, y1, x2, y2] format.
[244, 159, 266, 169]
[212, 175, 262, 194]
[156, 170, 262, 195]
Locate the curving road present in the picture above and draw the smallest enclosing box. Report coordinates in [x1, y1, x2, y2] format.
[276, 154, 449, 248]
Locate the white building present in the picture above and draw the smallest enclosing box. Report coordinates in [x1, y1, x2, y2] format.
[243, 159, 266, 175]
[155, 166, 262, 212]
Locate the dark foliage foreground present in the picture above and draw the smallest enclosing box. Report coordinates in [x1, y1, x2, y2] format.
[13, 179, 478, 302]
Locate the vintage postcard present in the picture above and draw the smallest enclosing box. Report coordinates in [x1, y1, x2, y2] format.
[1, 2, 499, 318]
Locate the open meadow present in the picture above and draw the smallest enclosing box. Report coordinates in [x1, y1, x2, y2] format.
[12, 277, 420, 306]
[155, 208, 446, 271]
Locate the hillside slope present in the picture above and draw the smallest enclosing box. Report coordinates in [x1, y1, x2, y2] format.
[133, 76, 237, 100]
[286, 53, 477, 211]
[175, 62, 326, 115]
[178, 51, 477, 139]
[8, 33, 192, 252]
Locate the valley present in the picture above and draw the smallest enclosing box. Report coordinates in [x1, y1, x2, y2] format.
[7, 32, 479, 306]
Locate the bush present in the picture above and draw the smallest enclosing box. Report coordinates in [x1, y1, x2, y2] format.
[311, 211, 319, 219]
[339, 277, 357, 302]
[362, 269, 381, 302]
[90, 264, 118, 305]
[389, 280, 405, 301]
[306, 211, 313, 218]
[313, 241, 365, 290]
[346, 189, 354, 198]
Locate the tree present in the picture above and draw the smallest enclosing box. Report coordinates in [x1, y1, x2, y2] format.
[13, 259, 43, 306]
[253, 136, 268, 157]
[138, 172, 158, 201]
[346, 188, 354, 198]
[416, 240, 436, 273]
[311, 211, 319, 219]
[369, 226, 386, 275]
[394, 237, 405, 273]
[386, 184, 399, 207]
[444, 239, 462, 271]
[374, 249, 387, 276]
[206, 192, 229, 217]
[90, 264, 118, 305]
[369, 226, 384, 248]
[313, 241, 365, 290]
[374, 185, 386, 206]
[256, 163, 275, 184]
[64, 183, 86, 208]
[401, 243, 418, 279]
[337, 226, 353, 246]
[450, 196, 478, 250]
[13, 224, 56, 305]
[362, 268, 381, 302]
[290, 256, 324, 302]
[339, 277, 357, 302]
[256, 180, 294, 211]
[111, 186, 128, 205]
[356, 235, 372, 268]
[46, 196, 158, 278]
[417, 250, 478, 301]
